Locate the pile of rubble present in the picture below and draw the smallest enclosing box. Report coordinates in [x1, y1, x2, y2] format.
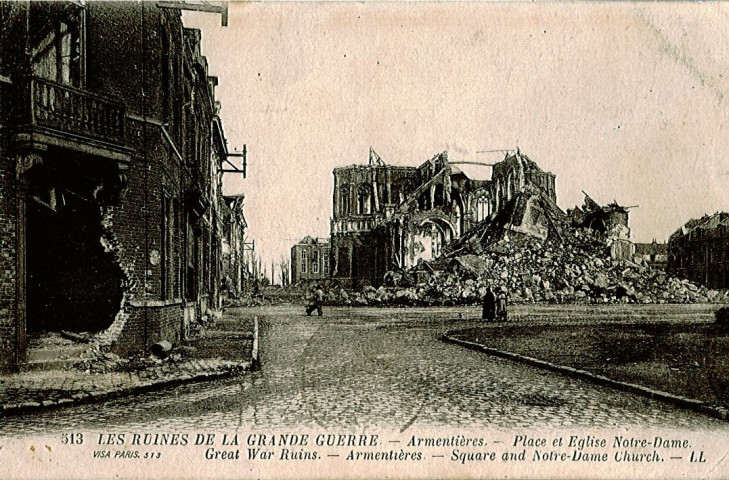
[441, 228, 724, 305]
[224, 294, 277, 308]
[336, 199, 727, 306]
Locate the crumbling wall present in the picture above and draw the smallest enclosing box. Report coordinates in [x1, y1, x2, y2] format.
[91, 206, 135, 350]
[667, 213, 729, 289]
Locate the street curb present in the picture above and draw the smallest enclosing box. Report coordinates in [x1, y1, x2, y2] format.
[442, 331, 729, 422]
[0, 361, 252, 418]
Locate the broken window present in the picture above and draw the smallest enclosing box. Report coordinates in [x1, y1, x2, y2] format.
[476, 195, 490, 222]
[434, 184, 444, 207]
[26, 160, 122, 334]
[418, 192, 429, 210]
[32, 13, 84, 87]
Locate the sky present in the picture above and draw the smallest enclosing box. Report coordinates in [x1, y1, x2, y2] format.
[183, 2, 729, 268]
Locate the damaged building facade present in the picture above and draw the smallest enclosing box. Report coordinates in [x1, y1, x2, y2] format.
[635, 240, 667, 270]
[330, 149, 562, 287]
[566, 192, 633, 261]
[462, 151, 562, 251]
[330, 148, 637, 288]
[667, 213, 729, 289]
[0, 2, 240, 370]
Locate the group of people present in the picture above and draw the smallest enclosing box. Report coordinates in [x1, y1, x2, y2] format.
[481, 286, 509, 322]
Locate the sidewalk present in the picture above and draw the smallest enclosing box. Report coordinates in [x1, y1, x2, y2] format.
[0, 315, 259, 417]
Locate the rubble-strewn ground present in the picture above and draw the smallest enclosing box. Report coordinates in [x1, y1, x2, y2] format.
[74, 312, 254, 374]
[327, 227, 728, 307]
[450, 313, 729, 409]
[0, 314, 255, 415]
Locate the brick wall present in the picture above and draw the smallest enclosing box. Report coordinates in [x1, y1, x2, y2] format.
[0, 3, 223, 366]
[0, 143, 18, 370]
[111, 304, 181, 357]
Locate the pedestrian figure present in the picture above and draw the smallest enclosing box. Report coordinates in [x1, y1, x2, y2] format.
[496, 286, 509, 321]
[482, 287, 496, 321]
[306, 284, 324, 316]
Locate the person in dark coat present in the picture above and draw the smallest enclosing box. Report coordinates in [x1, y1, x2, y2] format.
[306, 284, 325, 316]
[482, 286, 496, 321]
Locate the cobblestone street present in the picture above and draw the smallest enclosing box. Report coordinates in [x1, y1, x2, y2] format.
[2, 306, 728, 437]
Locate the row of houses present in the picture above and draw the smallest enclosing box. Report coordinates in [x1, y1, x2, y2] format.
[667, 213, 729, 289]
[0, 2, 248, 371]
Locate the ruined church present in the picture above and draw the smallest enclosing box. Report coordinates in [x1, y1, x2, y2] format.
[330, 149, 559, 287]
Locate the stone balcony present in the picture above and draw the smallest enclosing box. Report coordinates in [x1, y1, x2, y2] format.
[11, 76, 132, 163]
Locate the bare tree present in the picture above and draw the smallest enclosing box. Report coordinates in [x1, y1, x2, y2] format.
[279, 256, 291, 287]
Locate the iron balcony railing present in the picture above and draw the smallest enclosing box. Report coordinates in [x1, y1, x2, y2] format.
[15, 76, 125, 146]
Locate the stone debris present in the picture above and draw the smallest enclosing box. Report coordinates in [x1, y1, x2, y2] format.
[60, 330, 92, 344]
[74, 350, 128, 374]
[336, 203, 727, 306]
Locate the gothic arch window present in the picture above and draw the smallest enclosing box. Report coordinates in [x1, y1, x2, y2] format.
[452, 198, 464, 237]
[476, 195, 490, 222]
[340, 184, 351, 216]
[506, 171, 514, 201]
[517, 165, 525, 191]
[392, 179, 414, 205]
[357, 184, 372, 214]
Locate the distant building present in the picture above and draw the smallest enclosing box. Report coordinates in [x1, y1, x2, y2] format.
[634, 240, 667, 270]
[291, 236, 331, 284]
[667, 213, 729, 289]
